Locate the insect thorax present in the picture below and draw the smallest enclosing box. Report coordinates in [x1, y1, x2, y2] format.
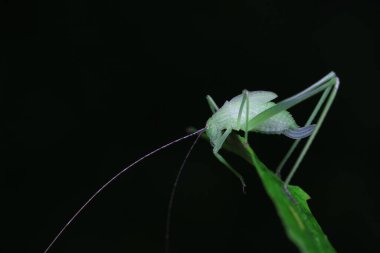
[205, 119, 222, 147]
[206, 97, 299, 139]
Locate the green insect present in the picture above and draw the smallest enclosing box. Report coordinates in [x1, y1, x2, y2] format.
[202, 71, 339, 192]
[43, 72, 339, 253]
[205, 90, 316, 190]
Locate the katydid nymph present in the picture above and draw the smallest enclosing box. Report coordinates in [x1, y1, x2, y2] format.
[43, 71, 339, 253]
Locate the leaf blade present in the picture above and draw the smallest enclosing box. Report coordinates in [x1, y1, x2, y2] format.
[236, 135, 336, 253]
[189, 127, 336, 252]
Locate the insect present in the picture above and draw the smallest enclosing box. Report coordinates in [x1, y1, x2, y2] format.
[204, 71, 339, 191]
[43, 71, 339, 253]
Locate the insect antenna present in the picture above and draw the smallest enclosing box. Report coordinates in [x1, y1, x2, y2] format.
[43, 127, 206, 253]
[165, 128, 204, 253]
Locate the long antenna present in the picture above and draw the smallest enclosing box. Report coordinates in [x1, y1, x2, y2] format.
[43, 127, 206, 253]
[165, 130, 204, 253]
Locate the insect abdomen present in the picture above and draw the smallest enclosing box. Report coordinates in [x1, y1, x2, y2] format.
[209, 91, 298, 135]
[251, 103, 298, 133]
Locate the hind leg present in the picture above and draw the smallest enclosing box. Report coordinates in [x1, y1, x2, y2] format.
[247, 72, 339, 189]
[276, 87, 331, 177]
[283, 79, 339, 188]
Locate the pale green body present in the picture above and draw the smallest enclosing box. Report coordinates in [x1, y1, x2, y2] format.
[43, 73, 339, 253]
[206, 91, 298, 147]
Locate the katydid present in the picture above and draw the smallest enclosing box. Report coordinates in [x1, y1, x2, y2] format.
[43, 71, 339, 253]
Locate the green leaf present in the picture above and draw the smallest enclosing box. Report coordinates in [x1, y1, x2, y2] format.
[223, 134, 336, 253]
[187, 126, 336, 253]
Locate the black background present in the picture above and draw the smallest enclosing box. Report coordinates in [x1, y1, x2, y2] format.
[2, 1, 380, 252]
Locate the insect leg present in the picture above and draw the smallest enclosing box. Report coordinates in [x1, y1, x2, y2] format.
[244, 90, 250, 143]
[213, 128, 233, 153]
[236, 90, 250, 143]
[283, 78, 339, 188]
[213, 152, 246, 192]
[246, 72, 339, 189]
[237, 90, 247, 129]
[247, 72, 337, 129]
[206, 95, 219, 113]
[276, 86, 331, 177]
[213, 128, 247, 191]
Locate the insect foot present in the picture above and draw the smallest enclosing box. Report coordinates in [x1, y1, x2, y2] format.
[283, 185, 298, 205]
[242, 181, 247, 194]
